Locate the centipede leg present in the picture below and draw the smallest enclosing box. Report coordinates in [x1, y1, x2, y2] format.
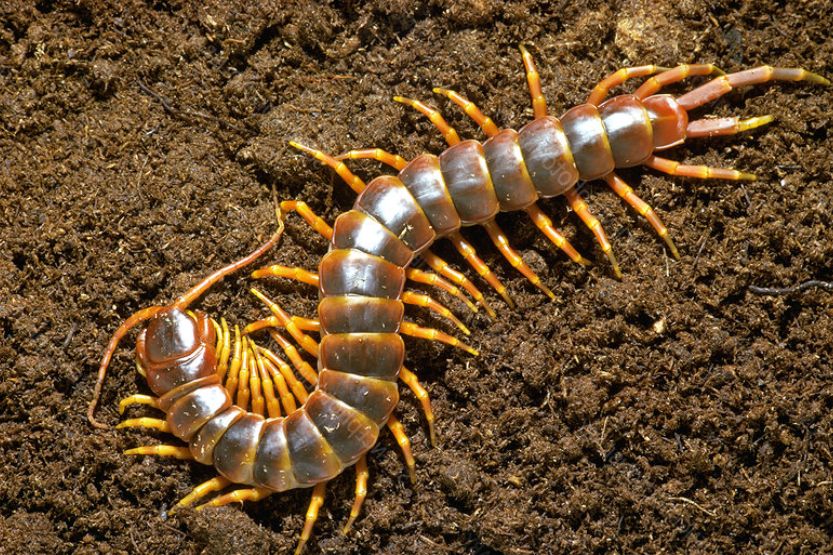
[399, 366, 437, 446]
[387, 414, 416, 484]
[519, 45, 548, 119]
[116, 417, 171, 433]
[245, 338, 267, 417]
[448, 232, 514, 308]
[343, 454, 368, 534]
[211, 318, 231, 381]
[223, 325, 244, 402]
[252, 264, 320, 285]
[334, 148, 409, 171]
[401, 290, 471, 335]
[525, 204, 591, 266]
[633, 64, 724, 99]
[196, 486, 273, 511]
[400, 321, 478, 355]
[482, 219, 556, 299]
[676, 66, 830, 111]
[644, 155, 757, 181]
[124, 445, 193, 460]
[289, 142, 366, 194]
[249, 288, 320, 357]
[118, 394, 159, 414]
[258, 349, 302, 413]
[432, 87, 500, 137]
[686, 115, 774, 139]
[393, 95, 461, 146]
[259, 346, 311, 402]
[587, 65, 668, 105]
[405, 267, 480, 315]
[563, 187, 621, 279]
[266, 329, 319, 385]
[171, 476, 232, 513]
[603, 173, 680, 259]
[420, 250, 493, 316]
[295, 482, 327, 555]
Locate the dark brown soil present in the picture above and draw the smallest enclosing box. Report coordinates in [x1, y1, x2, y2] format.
[2, 1, 832, 553]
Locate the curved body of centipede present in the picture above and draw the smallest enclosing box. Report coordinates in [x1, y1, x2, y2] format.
[90, 48, 828, 553]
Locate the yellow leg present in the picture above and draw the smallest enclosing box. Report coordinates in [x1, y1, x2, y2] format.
[633, 63, 723, 99]
[519, 45, 548, 119]
[399, 366, 436, 446]
[295, 482, 327, 555]
[250, 288, 320, 357]
[124, 445, 193, 460]
[259, 346, 311, 403]
[212, 318, 231, 381]
[400, 321, 478, 356]
[171, 476, 232, 513]
[118, 394, 159, 415]
[432, 87, 500, 137]
[644, 155, 757, 181]
[196, 486, 273, 510]
[525, 204, 591, 266]
[483, 219, 555, 299]
[235, 341, 252, 411]
[266, 329, 319, 386]
[258, 348, 301, 412]
[335, 148, 409, 171]
[224, 325, 244, 402]
[401, 290, 470, 335]
[252, 264, 320, 286]
[393, 95, 461, 146]
[563, 187, 621, 279]
[245, 338, 265, 417]
[405, 266, 479, 315]
[116, 417, 171, 433]
[343, 454, 368, 534]
[387, 414, 416, 484]
[421, 249, 494, 317]
[289, 142, 366, 194]
[449, 231, 514, 309]
[603, 172, 680, 259]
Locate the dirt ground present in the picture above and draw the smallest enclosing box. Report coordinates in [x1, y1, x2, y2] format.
[1, 0, 832, 553]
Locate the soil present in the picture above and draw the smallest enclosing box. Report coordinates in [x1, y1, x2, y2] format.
[1, 1, 832, 554]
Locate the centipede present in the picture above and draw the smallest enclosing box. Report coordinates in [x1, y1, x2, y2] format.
[88, 47, 829, 553]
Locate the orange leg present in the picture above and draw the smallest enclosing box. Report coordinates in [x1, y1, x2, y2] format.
[278, 200, 334, 241]
[343, 454, 369, 534]
[224, 327, 246, 405]
[393, 95, 461, 146]
[295, 483, 327, 555]
[399, 366, 436, 446]
[212, 318, 231, 381]
[289, 142, 367, 194]
[603, 173, 680, 259]
[563, 187, 621, 279]
[236, 339, 252, 411]
[587, 65, 668, 106]
[676, 66, 830, 111]
[525, 204, 591, 266]
[519, 45, 548, 119]
[633, 63, 723, 99]
[118, 394, 159, 415]
[334, 148, 409, 171]
[644, 155, 757, 181]
[406, 266, 480, 315]
[420, 250, 493, 316]
[401, 290, 470, 335]
[448, 232, 514, 308]
[247, 338, 275, 417]
[432, 87, 500, 137]
[686, 115, 774, 139]
[259, 345, 312, 402]
[171, 476, 232, 513]
[400, 321, 478, 356]
[264, 329, 319, 386]
[482, 219, 555, 299]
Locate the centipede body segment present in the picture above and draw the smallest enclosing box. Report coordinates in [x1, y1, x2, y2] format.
[89, 47, 828, 552]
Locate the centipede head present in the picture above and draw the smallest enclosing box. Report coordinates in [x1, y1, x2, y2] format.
[136, 308, 217, 396]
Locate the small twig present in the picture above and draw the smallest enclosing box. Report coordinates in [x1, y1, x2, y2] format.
[668, 496, 717, 517]
[749, 279, 833, 296]
[136, 79, 249, 134]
